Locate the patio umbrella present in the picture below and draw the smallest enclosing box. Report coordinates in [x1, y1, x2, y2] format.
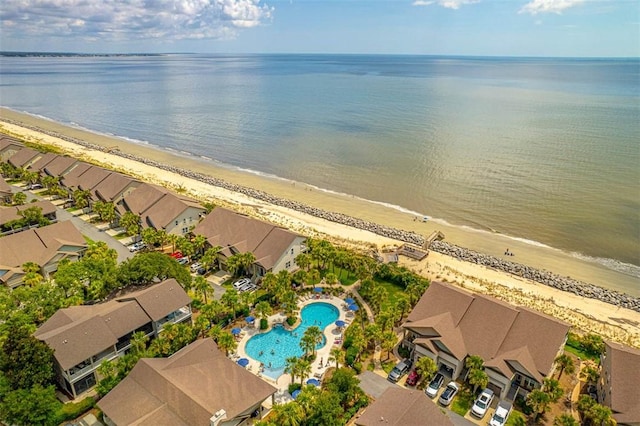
[245, 316, 255, 323]
[348, 304, 359, 312]
[231, 327, 242, 335]
[237, 358, 249, 368]
[344, 297, 355, 305]
[291, 389, 301, 399]
[335, 320, 346, 328]
[314, 287, 323, 293]
[306, 378, 320, 387]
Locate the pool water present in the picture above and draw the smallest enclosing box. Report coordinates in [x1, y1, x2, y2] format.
[245, 302, 340, 379]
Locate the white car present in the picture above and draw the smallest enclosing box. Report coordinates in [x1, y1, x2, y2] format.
[128, 241, 146, 252]
[190, 262, 202, 273]
[425, 373, 445, 398]
[233, 278, 251, 290]
[471, 388, 494, 418]
[489, 400, 512, 426]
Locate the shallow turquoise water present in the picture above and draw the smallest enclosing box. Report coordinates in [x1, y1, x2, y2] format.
[245, 302, 340, 379]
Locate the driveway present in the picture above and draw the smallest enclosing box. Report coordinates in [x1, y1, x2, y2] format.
[13, 185, 133, 263]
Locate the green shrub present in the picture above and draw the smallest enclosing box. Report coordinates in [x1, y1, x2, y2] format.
[352, 362, 363, 374]
[288, 383, 302, 394]
[54, 396, 96, 423]
[286, 316, 296, 326]
[260, 318, 268, 330]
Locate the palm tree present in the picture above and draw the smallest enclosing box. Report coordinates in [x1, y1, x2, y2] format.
[414, 356, 437, 384]
[285, 356, 300, 384]
[465, 355, 484, 372]
[201, 246, 221, 272]
[119, 211, 140, 236]
[580, 365, 600, 385]
[238, 252, 256, 276]
[393, 295, 410, 324]
[193, 276, 212, 304]
[555, 354, 575, 379]
[543, 377, 564, 403]
[254, 301, 273, 322]
[221, 289, 240, 320]
[167, 233, 179, 253]
[364, 324, 381, 350]
[192, 234, 207, 257]
[301, 326, 323, 357]
[329, 347, 345, 369]
[217, 332, 237, 356]
[297, 358, 312, 385]
[527, 389, 551, 422]
[295, 253, 312, 271]
[381, 330, 397, 360]
[468, 368, 489, 394]
[270, 402, 305, 426]
[22, 261, 43, 286]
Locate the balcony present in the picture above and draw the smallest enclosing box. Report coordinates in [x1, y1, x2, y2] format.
[156, 306, 192, 329]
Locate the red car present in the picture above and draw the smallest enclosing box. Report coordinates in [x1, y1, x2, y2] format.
[406, 370, 420, 386]
[169, 251, 183, 259]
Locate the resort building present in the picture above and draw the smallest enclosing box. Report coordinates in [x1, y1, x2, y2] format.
[26, 151, 59, 173]
[193, 207, 306, 279]
[59, 162, 92, 189]
[7, 147, 42, 169]
[61, 165, 112, 194]
[90, 172, 140, 204]
[98, 339, 277, 426]
[598, 341, 640, 425]
[118, 183, 205, 236]
[356, 387, 453, 426]
[0, 220, 86, 288]
[0, 178, 12, 204]
[34, 279, 193, 399]
[0, 199, 57, 229]
[40, 155, 79, 178]
[402, 282, 569, 401]
[0, 136, 24, 162]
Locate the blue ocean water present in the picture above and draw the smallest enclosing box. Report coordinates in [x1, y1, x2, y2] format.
[0, 54, 638, 271]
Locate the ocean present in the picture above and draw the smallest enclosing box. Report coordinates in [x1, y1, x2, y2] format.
[1, 54, 638, 276]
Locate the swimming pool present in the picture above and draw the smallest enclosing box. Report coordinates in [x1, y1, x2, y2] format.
[245, 302, 340, 379]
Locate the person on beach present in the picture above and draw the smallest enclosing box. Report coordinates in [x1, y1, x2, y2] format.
[320, 357, 323, 366]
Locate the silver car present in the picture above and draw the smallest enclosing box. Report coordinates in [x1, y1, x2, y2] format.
[471, 388, 494, 418]
[489, 400, 512, 426]
[425, 373, 445, 398]
[438, 381, 459, 406]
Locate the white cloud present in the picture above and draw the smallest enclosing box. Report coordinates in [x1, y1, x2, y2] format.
[413, 0, 479, 9]
[519, 0, 584, 15]
[0, 0, 274, 40]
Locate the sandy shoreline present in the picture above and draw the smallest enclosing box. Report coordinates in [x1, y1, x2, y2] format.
[1, 107, 638, 346]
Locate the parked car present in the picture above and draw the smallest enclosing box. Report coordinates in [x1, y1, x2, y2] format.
[425, 372, 445, 398]
[28, 183, 43, 190]
[471, 388, 494, 418]
[438, 381, 459, 406]
[128, 241, 146, 252]
[196, 267, 207, 275]
[233, 278, 252, 290]
[177, 257, 189, 265]
[489, 400, 513, 426]
[387, 360, 412, 382]
[190, 262, 202, 273]
[169, 251, 183, 259]
[406, 370, 421, 386]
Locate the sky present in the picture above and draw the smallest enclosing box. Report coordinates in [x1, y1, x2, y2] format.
[0, 0, 638, 57]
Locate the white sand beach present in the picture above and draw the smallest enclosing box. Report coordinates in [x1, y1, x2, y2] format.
[1, 108, 638, 347]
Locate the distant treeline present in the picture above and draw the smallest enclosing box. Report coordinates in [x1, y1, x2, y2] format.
[0, 52, 166, 57]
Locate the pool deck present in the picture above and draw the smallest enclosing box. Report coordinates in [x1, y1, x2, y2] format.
[230, 294, 355, 405]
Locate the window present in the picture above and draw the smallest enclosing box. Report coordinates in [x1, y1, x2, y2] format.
[183, 218, 186, 224]
[175, 220, 179, 226]
[291, 248, 294, 255]
[285, 261, 291, 269]
[182, 227, 189, 234]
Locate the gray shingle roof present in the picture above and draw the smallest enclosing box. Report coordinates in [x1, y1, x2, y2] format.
[606, 341, 640, 424]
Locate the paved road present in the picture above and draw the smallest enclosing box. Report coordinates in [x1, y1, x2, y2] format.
[12, 185, 133, 263]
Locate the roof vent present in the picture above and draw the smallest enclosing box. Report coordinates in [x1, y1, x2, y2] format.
[209, 409, 227, 426]
[63, 339, 68, 344]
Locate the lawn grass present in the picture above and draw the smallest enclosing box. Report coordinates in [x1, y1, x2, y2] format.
[113, 232, 128, 240]
[374, 278, 405, 311]
[506, 410, 526, 426]
[565, 344, 599, 361]
[451, 386, 474, 417]
[317, 266, 358, 286]
[381, 360, 396, 374]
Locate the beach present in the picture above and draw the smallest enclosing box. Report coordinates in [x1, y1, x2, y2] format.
[1, 107, 639, 347]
